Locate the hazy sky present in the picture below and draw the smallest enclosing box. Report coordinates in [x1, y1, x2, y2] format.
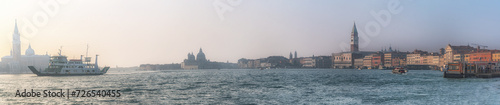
[1, 0, 500, 67]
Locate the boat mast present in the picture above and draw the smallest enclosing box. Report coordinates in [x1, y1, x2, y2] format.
[86, 44, 89, 58]
[58, 46, 62, 56]
[86, 44, 89, 65]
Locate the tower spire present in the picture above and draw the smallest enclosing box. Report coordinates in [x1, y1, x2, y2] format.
[350, 21, 359, 52]
[12, 19, 21, 61]
[352, 21, 357, 34]
[14, 19, 18, 34]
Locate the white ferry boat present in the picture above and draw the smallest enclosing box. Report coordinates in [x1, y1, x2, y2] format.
[28, 49, 109, 76]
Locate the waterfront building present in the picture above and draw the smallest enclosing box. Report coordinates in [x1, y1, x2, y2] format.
[301, 56, 331, 68]
[331, 22, 375, 69]
[315, 56, 332, 68]
[453, 54, 465, 63]
[430, 55, 441, 66]
[332, 53, 357, 69]
[301, 57, 315, 68]
[467, 50, 500, 63]
[181, 52, 198, 69]
[423, 54, 440, 66]
[363, 55, 373, 68]
[371, 52, 384, 68]
[391, 57, 406, 67]
[383, 49, 407, 68]
[332, 51, 374, 69]
[493, 53, 500, 62]
[445, 44, 476, 64]
[439, 56, 445, 68]
[238, 56, 291, 69]
[406, 49, 426, 65]
[464, 53, 471, 63]
[469, 51, 492, 62]
[406, 53, 422, 65]
[181, 48, 237, 70]
[0, 20, 50, 73]
[404, 49, 443, 69]
[238, 58, 265, 69]
[354, 58, 364, 68]
[237, 58, 251, 69]
[196, 49, 207, 62]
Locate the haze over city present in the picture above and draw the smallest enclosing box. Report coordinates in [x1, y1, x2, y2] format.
[1, 0, 499, 67]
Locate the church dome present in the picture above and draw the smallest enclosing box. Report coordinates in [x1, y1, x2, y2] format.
[196, 48, 207, 62]
[25, 44, 35, 56]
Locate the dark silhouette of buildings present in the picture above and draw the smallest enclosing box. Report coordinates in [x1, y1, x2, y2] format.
[181, 48, 237, 70]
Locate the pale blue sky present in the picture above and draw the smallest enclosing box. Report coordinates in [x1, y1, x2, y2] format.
[0, 0, 499, 67]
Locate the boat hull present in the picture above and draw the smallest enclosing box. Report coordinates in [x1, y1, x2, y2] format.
[392, 71, 406, 74]
[28, 66, 109, 76]
[32, 73, 105, 76]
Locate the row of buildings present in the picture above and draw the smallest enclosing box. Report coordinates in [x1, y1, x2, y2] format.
[237, 22, 500, 70]
[237, 52, 332, 69]
[140, 22, 500, 70]
[331, 22, 500, 70]
[332, 47, 443, 69]
[139, 63, 181, 70]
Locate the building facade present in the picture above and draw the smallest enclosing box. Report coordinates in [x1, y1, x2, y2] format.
[384, 50, 407, 68]
[468, 51, 494, 63]
[445, 44, 476, 64]
[363, 55, 373, 68]
[371, 53, 384, 68]
[493, 53, 500, 62]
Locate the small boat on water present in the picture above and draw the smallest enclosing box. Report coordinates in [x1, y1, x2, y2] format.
[379, 66, 388, 70]
[392, 67, 407, 74]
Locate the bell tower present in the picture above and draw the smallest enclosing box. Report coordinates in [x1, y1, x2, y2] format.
[350, 22, 359, 52]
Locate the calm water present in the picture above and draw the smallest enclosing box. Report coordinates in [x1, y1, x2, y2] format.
[1, 69, 499, 104]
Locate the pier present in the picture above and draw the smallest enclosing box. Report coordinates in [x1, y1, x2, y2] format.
[443, 62, 500, 78]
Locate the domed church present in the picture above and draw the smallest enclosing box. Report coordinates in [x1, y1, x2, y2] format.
[0, 20, 50, 73]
